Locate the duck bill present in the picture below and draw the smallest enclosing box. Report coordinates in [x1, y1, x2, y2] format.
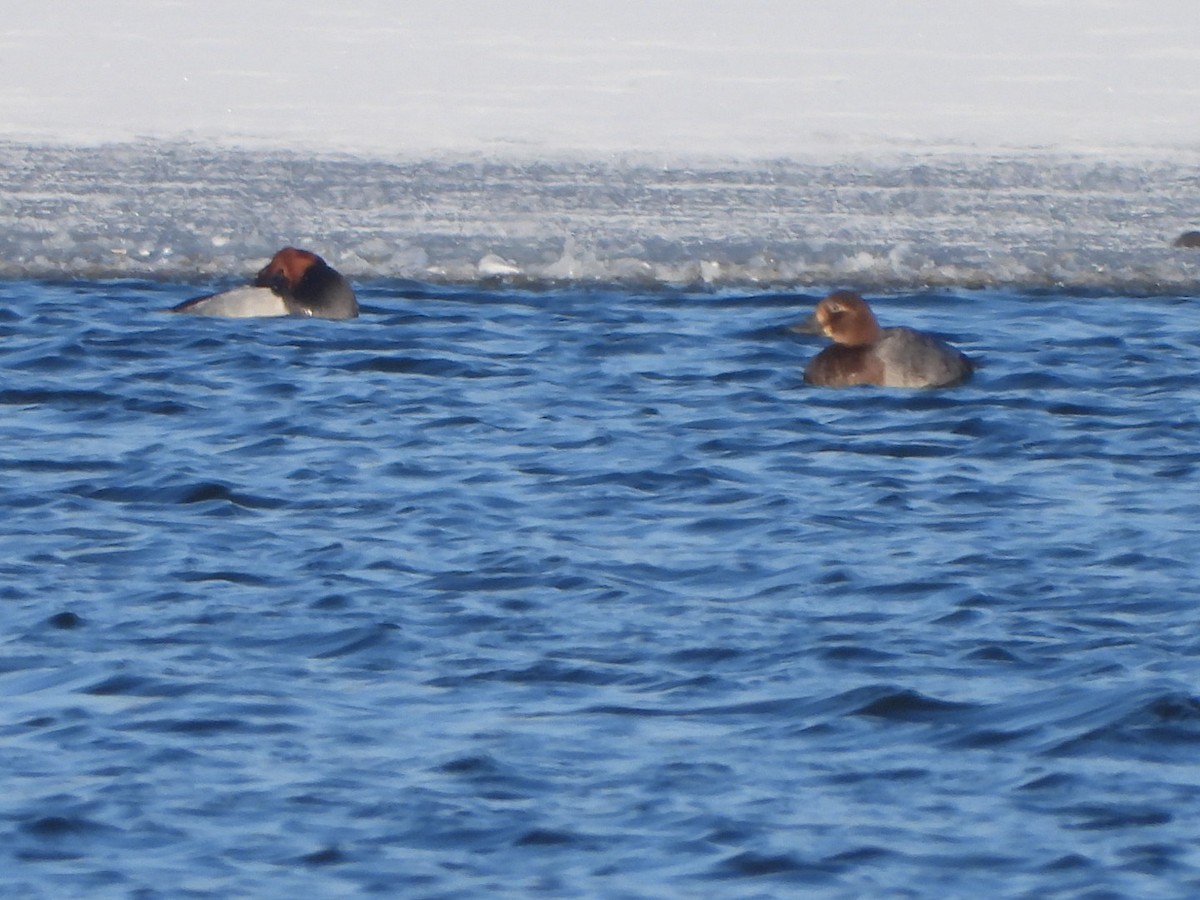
[789, 313, 825, 336]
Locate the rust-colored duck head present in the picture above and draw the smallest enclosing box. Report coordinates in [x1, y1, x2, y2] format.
[794, 290, 884, 347]
[254, 247, 358, 319]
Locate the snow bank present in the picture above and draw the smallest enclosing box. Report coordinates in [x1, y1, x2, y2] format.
[2, 1, 1198, 158]
[3, 142, 1198, 290]
[2, 4, 1198, 289]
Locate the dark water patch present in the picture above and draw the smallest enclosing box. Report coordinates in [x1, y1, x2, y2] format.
[83, 673, 193, 698]
[420, 571, 545, 594]
[345, 355, 489, 378]
[850, 688, 979, 723]
[3, 457, 120, 475]
[1019, 772, 1083, 793]
[297, 845, 347, 867]
[46, 611, 84, 630]
[929, 607, 984, 626]
[709, 850, 836, 883]
[818, 644, 900, 664]
[666, 646, 745, 666]
[564, 466, 728, 496]
[1041, 852, 1096, 872]
[123, 716, 286, 736]
[0, 387, 116, 408]
[21, 814, 101, 838]
[430, 658, 640, 689]
[1048, 693, 1200, 759]
[310, 594, 353, 611]
[514, 828, 578, 847]
[950, 727, 1038, 749]
[119, 396, 193, 416]
[419, 414, 488, 430]
[73, 480, 287, 510]
[1063, 804, 1173, 831]
[437, 754, 503, 777]
[306, 623, 403, 660]
[1118, 843, 1188, 876]
[827, 767, 930, 785]
[963, 645, 1024, 664]
[987, 371, 1077, 391]
[821, 845, 897, 871]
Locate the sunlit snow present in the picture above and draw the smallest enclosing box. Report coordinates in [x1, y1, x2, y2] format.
[1, 2, 1198, 287]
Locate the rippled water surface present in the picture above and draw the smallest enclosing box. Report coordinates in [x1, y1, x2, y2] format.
[3, 279, 1200, 898]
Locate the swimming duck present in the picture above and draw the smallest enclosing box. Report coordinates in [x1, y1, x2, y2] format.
[794, 290, 971, 388]
[169, 247, 358, 319]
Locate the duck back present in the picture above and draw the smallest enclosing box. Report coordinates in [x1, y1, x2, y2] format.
[873, 327, 972, 388]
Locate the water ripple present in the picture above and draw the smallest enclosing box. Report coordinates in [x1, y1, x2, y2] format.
[0, 281, 1198, 897]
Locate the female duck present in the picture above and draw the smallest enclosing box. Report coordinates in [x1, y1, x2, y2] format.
[795, 290, 971, 388]
[169, 247, 358, 319]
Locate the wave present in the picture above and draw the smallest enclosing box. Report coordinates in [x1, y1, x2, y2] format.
[2, 140, 1199, 291]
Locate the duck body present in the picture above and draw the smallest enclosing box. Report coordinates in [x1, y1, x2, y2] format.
[796, 290, 971, 389]
[169, 285, 290, 318]
[169, 248, 358, 320]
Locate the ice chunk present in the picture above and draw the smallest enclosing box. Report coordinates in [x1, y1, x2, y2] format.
[478, 253, 522, 277]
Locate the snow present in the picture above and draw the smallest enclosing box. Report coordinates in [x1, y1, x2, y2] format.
[3, 1, 1198, 157]
[2, 144, 1197, 290]
[1, 3, 1198, 289]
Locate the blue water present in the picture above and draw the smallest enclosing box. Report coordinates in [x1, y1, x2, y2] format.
[2, 278, 1200, 898]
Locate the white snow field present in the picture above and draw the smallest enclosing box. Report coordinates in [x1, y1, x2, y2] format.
[3, 0, 1198, 156]
[1, 2, 1198, 286]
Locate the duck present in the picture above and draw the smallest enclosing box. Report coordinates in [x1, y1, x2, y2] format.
[793, 290, 971, 388]
[168, 248, 358, 319]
